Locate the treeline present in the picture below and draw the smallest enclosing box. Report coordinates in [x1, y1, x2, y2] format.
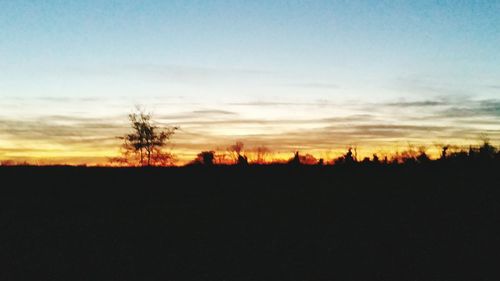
[188, 141, 500, 166]
[2, 141, 498, 167]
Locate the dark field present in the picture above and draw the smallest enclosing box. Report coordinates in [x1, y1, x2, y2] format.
[1, 164, 500, 280]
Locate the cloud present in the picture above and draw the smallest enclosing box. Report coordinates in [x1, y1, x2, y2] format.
[426, 99, 500, 119]
[191, 110, 237, 115]
[227, 100, 337, 107]
[284, 82, 339, 89]
[1, 97, 499, 164]
[383, 100, 446, 107]
[41, 97, 103, 102]
[321, 114, 378, 123]
[228, 101, 306, 106]
[478, 100, 500, 115]
[0, 117, 125, 148]
[357, 98, 500, 122]
[157, 114, 378, 128]
[38, 115, 122, 123]
[156, 109, 239, 121]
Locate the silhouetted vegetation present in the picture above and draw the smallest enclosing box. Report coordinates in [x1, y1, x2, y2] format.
[287, 151, 319, 165]
[237, 154, 248, 166]
[253, 145, 270, 164]
[2, 157, 499, 280]
[192, 151, 215, 166]
[333, 147, 356, 165]
[187, 141, 500, 168]
[228, 141, 245, 164]
[111, 107, 178, 166]
[289, 151, 301, 165]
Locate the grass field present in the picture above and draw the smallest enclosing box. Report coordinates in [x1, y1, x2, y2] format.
[1, 163, 500, 280]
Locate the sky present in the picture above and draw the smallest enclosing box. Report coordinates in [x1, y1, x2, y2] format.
[0, 0, 499, 164]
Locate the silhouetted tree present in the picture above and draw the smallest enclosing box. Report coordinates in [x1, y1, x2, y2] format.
[448, 150, 469, 162]
[116, 108, 178, 166]
[349, 148, 357, 163]
[237, 155, 248, 166]
[228, 141, 245, 163]
[289, 151, 301, 165]
[440, 145, 449, 160]
[195, 151, 215, 166]
[333, 147, 357, 165]
[285, 152, 318, 165]
[479, 140, 496, 160]
[416, 146, 430, 163]
[468, 145, 476, 159]
[416, 152, 430, 163]
[344, 147, 356, 164]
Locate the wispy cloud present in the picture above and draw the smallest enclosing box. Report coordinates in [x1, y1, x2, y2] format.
[191, 109, 237, 115]
[227, 100, 337, 107]
[1, 97, 499, 164]
[156, 109, 239, 121]
[383, 100, 446, 107]
[0, 117, 125, 148]
[419, 99, 500, 119]
[283, 82, 339, 89]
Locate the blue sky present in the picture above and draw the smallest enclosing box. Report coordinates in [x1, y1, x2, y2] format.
[0, 0, 499, 163]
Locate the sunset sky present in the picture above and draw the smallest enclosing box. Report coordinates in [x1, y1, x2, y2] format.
[1, 1, 499, 164]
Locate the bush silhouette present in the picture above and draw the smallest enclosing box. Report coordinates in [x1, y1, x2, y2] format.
[194, 151, 215, 166]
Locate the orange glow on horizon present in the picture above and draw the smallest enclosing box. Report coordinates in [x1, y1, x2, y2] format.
[0, 143, 476, 166]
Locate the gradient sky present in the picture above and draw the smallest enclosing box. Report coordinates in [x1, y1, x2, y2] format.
[1, 0, 499, 164]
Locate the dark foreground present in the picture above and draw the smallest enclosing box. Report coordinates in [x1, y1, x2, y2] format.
[1, 163, 500, 280]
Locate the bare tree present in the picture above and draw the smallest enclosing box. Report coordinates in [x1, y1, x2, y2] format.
[114, 108, 178, 166]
